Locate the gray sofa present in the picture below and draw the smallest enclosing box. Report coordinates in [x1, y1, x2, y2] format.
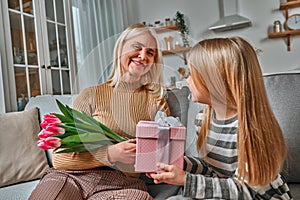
[0, 71, 299, 199]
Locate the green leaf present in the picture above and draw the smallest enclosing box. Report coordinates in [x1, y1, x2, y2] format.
[61, 140, 113, 149]
[68, 122, 104, 133]
[60, 135, 82, 144]
[56, 146, 88, 153]
[68, 108, 99, 126]
[74, 111, 128, 142]
[55, 99, 74, 119]
[53, 113, 74, 123]
[59, 101, 128, 142]
[55, 141, 112, 153]
[51, 131, 77, 139]
[103, 130, 127, 142]
[52, 99, 129, 155]
[56, 123, 86, 134]
[60, 132, 113, 144]
[55, 123, 127, 143]
[59, 142, 83, 148]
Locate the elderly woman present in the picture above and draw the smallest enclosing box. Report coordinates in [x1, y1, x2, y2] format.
[30, 23, 169, 200]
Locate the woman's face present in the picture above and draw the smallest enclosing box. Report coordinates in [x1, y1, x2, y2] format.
[120, 32, 157, 81]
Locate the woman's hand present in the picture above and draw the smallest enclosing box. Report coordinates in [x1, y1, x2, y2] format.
[107, 139, 136, 164]
[147, 162, 186, 186]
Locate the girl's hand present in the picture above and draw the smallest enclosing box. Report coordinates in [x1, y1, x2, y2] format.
[147, 162, 186, 186]
[107, 139, 136, 164]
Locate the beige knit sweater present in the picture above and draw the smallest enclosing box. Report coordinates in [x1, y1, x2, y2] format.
[52, 81, 169, 173]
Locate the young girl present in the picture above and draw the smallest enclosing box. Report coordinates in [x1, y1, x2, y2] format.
[149, 37, 293, 199]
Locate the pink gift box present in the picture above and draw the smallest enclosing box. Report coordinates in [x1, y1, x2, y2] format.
[135, 121, 186, 172]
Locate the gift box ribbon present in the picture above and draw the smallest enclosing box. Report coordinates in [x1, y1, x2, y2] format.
[157, 126, 170, 164]
[155, 111, 183, 165]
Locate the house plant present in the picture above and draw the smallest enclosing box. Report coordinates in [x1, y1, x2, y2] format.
[174, 11, 190, 47]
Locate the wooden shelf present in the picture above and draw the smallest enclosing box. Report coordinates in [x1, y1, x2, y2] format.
[155, 24, 178, 33]
[162, 47, 191, 64]
[268, 29, 300, 51]
[280, 0, 300, 10]
[269, 0, 300, 51]
[154, 24, 190, 64]
[162, 47, 191, 55]
[268, 29, 300, 38]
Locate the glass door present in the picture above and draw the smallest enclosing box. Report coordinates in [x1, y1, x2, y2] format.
[42, 0, 71, 95]
[8, 0, 40, 110]
[6, 0, 75, 111]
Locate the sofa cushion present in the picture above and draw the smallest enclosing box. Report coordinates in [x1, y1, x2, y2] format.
[185, 101, 203, 156]
[263, 72, 300, 183]
[0, 180, 39, 200]
[25, 94, 77, 121]
[0, 108, 48, 188]
[165, 86, 190, 127]
[288, 184, 300, 199]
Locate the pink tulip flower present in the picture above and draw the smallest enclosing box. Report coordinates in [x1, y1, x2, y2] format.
[45, 124, 65, 134]
[37, 140, 52, 150]
[38, 123, 65, 139]
[40, 114, 61, 129]
[37, 137, 61, 150]
[38, 129, 58, 138]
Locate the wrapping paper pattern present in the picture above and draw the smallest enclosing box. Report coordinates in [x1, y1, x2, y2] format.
[135, 121, 186, 172]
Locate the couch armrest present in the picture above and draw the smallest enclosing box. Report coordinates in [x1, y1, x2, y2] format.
[263, 72, 300, 183]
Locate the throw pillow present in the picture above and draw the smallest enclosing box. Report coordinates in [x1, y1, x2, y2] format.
[165, 86, 190, 127]
[0, 107, 48, 188]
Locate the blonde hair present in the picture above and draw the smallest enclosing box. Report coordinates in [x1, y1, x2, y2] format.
[188, 37, 286, 186]
[107, 23, 164, 94]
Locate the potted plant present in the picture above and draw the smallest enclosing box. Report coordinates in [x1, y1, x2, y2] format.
[174, 11, 190, 47]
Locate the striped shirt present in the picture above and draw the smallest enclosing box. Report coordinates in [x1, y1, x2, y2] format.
[182, 111, 293, 199]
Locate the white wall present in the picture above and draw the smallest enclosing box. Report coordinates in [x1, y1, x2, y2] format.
[125, 0, 300, 78]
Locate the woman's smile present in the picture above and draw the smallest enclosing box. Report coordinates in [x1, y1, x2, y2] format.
[131, 58, 147, 68]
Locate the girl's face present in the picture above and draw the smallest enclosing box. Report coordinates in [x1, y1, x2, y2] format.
[186, 68, 211, 105]
[120, 32, 157, 81]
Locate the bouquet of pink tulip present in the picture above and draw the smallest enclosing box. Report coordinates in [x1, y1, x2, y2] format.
[37, 100, 128, 153]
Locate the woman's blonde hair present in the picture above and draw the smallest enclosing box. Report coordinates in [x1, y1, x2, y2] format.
[188, 37, 286, 186]
[107, 23, 164, 93]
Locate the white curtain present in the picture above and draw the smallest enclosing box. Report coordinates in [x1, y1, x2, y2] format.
[71, 0, 128, 91]
[0, 53, 5, 113]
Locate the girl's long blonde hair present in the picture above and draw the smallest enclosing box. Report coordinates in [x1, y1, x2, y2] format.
[188, 37, 286, 186]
